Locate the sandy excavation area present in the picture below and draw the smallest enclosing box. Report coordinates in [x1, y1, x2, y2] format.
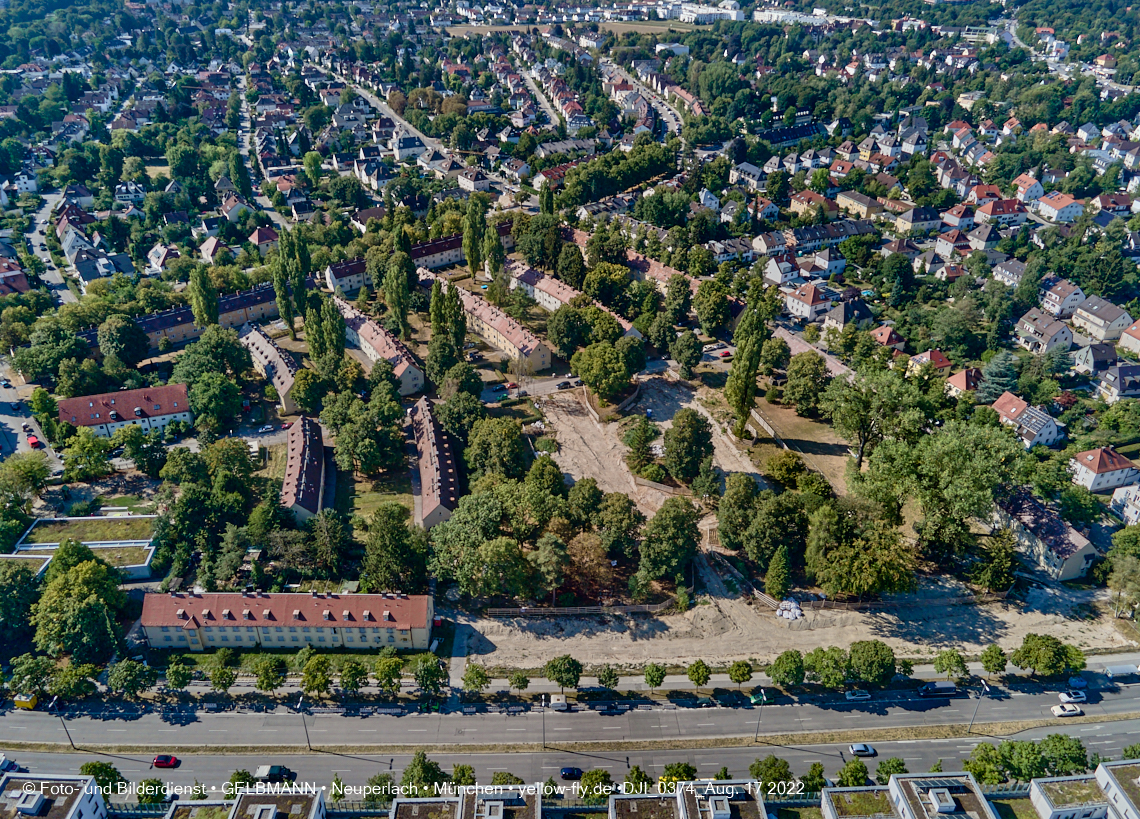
[462, 578, 1133, 671]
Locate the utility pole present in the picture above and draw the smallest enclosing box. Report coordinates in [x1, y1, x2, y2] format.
[967, 680, 990, 734]
[541, 694, 546, 750]
[299, 695, 311, 751]
[57, 705, 76, 750]
[753, 695, 763, 743]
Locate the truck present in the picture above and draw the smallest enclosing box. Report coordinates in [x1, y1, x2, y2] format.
[1106, 665, 1138, 679]
[254, 766, 294, 783]
[917, 681, 957, 697]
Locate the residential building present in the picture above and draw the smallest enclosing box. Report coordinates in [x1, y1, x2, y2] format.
[1028, 773, 1110, 819]
[334, 298, 423, 395]
[249, 226, 279, 256]
[1038, 191, 1085, 223]
[1073, 296, 1133, 341]
[508, 262, 639, 338]
[946, 367, 983, 398]
[1016, 308, 1073, 354]
[604, 780, 764, 819]
[1111, 484, 1140, 526]
[391, 786, 539, 819]
[57, 384, 192, 438]
[458, 168, 490, 192]
[907, 349, 953, 376]
[995, 487, 1097, 581]
[786, 282, 832, 322]
[993, 258, 1027, 286]
[895, 206, 942, 233]
[0, 775, 108, 819]
[1039, 277, 1086, 318]
[993, 391, 1064, 448]
[420, 269, 551, 372]
[976, 198, 1028, 226]
[822, 299, 872, 334]
[1013, 173, 1045, 202]
[1070, 447, 1139, 493]
[1098, 364, 1140, 404]
[238, 323, 299, 414]
[871, 325, 905, 350]
[1118, 320, 1140, 355]
[789, 189, 838, 218]
[281, 416, 325, 523]
[140, 590, 433, 651]
[836, 190, 883, 219]
[1073, 343, 1119, 376]
[410, 397, 459, 529]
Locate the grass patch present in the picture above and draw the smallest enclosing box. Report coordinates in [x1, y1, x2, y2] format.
[488, 399, 542, 424]
[101, 494, 157, 514]
[991, 800, 1038, 819]
[257, 443, 287, 481]
[335, 470, 414, 520]
[829, 791, 890, 817]
[151, 646, 437, 675]
[777, 809, 823, 819]
[146, 162, 172, 180]
[21, 545, 150, 567]
[23, 516, 154, 544]
[1039, 780, 1103, 807]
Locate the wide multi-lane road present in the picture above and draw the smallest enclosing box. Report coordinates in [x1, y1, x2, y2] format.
[8, 677, 1140, 753]
[9, 717, 1140, 791]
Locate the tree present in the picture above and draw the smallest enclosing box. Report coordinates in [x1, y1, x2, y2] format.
[253, 657, 287, 693]
[625, 766, 654, 794]
[508, 671, 530, 694]
[413, 656, 448, 696]
[661, 762, 698, 783]
[934, 649, 969, 680]
[211, 664, 237, 694]
[638, 496, 699, 582]
[545, 655, 583, 693]
[670, 331, 702, 379]
[50, 663, 99, 701]
[374, 657, 404, 698]
[63, 427, 112, 482]
[466, 417, 527, 480]
[401, 751, 449, 797]
[97, 315, 149, 367]
[0, 563, 40, 639]
[760, 337, 791, 375]
[749, 756, 793, 791]
[848, 640, 896, 686]
[463, 198, 486, 278]
[340, 660, 369, 696]
[977, 351, 1018, 404]
[820, 369, 925, 469]
[728, 660, 753, 689]
[725, 282, 778, 433]
[1011, 634, 1084, 677]
[7, 654, 55, 696]
[1039, 733, 1088, 776]
[383, 253, 412, 339]
[452, 766, 476, 787]
[801, 762, 826, 792]
[596, 664, 619, 689]
[693, 279, 729, 335]
[836, 759, 868, 787]
[188, 264, 219, 327]
[980, 644, 1008, 677]
[80, 762, 125, 793]
[765, 545, 790, 600]
[572, 341, 630, 401]
[32, 565, 121, 664]
[302, 655, 333, 696]
[718, 473, 758, 552]
[108, 660, 158, 699]
[663, 408, 713, 483]
[804, 646, 849, 689]
[580, 769, 614, 806]
[769, 650, 805, 688]
[190, 371, 243, 434]
[973, 529, 1018, 592]
[461, 664, 491, 695]
[875, 759, 908, 785]
[687, 659, 711, 691]
[557, 244, 586, 290]
[785, 351, 832, 416]
[226, 770, 255, 797]
[138, 779, 168, 805]
[644, 663, 667, 692]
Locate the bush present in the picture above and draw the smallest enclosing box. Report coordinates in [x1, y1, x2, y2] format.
[67, 498, 103, 517]
[639, 463, 667, 483]
[535, 437, 558, 453]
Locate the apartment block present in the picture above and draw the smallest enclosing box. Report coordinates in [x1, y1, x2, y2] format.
[334, 297, 424, 395]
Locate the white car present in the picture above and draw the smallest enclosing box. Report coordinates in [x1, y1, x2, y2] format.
[845, 690, 871, 701]
[848, 744, 876, 757]
[1051, 704, 1083, 718]
[1059, 691, 1087, 704]
[257, 425, 274, 433]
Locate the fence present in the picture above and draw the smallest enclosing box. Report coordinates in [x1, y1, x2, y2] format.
[754, 590, 1009, 612]
[486, 599, 676, 616]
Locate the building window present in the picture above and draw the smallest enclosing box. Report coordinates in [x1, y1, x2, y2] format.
[164, 635, 172, 642]
[346, 636, 354, 643]
[292, 636, 298, 642]
[289, 627, 296, 632]
[221, 636, 229, 642]
[318, 636, 326, 642]
[161, 626, 169, 633]
[302, 627, 310, 633]
[276, 627, 283, 632]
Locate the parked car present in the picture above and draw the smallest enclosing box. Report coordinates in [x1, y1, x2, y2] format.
[0, 755, 18, 772]
[560, 767, 583, 780]
[1068, 676, 1088, 689]
[719, 350, 732, 358]
[152, 755, 179, 769]
[257, 425, 274, 433]
[572, 379, 583, 387]
[505, 382, 518, 389]
[1051, 704, 1082, 718]
[556, 381, 571, 390]
[1, 379, 11, 388]
[849, 744, 876, 757]
[1059, 691, 1087, 704]
[254, 765, 294, 783]
[26, 435, 40, 449]
[845, 690, 872, 701]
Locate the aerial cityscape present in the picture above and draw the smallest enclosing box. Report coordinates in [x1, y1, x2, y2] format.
[9, 0, 1140, 813]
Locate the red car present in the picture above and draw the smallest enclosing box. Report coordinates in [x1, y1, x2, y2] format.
[152, 755, 178, 768]
[26, 435, 40, 449]
[505, 382, 518, 389]
[718, 350, 732, 358]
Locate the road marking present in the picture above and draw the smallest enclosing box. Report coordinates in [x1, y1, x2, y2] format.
[602, 726, 623, 730]
[408, 729, 427, 732]
[359, 730, 377, 733]
[331, 770, 352, 772]
[553, 728, 573, 731]
[107, 730, 127, 732]
[697, 723, 715, 727]
[209, 730, 228, 733]
[259, 730, 278, 732]
[506, 729, 527, 732]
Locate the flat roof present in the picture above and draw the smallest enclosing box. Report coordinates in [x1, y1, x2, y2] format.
[0, 775, 92, 819]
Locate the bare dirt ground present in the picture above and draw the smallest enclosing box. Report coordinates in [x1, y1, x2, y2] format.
[540, 376, 763, 516]
[462, 577, 1134, 671]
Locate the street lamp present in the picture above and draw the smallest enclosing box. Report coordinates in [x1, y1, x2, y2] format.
[298, 696, 311, 751]
[54, 699, 75, 750]
[541, 694, 546, 750]
[967, 680, 990, 734]
[753, 698, 763, 743]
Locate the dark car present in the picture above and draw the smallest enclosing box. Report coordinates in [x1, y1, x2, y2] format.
[153, 755, 179, 769]
[560, 767, 583, 780]
[556, 381, 571, 390]
[572, 379, 582, 387]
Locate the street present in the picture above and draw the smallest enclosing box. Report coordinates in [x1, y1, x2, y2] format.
[26, 191, 76, 305]
[237, 77, 289, 231]
[601, 59, 683, 137]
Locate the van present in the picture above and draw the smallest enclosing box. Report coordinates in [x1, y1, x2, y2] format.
[1106, 665, 1138, 679]
[917, 681, 957, 697]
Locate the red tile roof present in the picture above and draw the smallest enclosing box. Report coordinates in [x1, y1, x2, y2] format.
[1072, 446, 1135, 475]
[58, 384, 190, 428]
[141, 591, 430, 630]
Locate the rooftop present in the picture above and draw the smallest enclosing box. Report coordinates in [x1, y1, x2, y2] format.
[0, 776, 94, 819]
[1038, 778, 1105, 807]
[825, 790, 894, 819]
[20, 515, 156, 544]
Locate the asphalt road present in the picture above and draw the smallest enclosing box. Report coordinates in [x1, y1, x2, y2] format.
[237, 82, 289, 231]
[8, 676, 1140, 754]
[26, 192, 77, 305]
[601, 60, 682, 136]
[9, 717, 1140, 793]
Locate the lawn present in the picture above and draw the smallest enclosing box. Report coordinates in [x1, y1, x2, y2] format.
[101, 494, 157, 514]
[257, 443, 288, 481]
[488, 398, 542, 424]
[21, 545, 151, 567]
[991, 800, 1038, 819]
[23, 516, 155, 544]
[778, 809, 823, 819]
[751, 396, 852, 494]
[1039, 780, 1103, 807]
[146, 162, 172, 180]
[335, 469, 414, 520]
[828, 791, 891, 818]
[154, 646, 441, 675]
